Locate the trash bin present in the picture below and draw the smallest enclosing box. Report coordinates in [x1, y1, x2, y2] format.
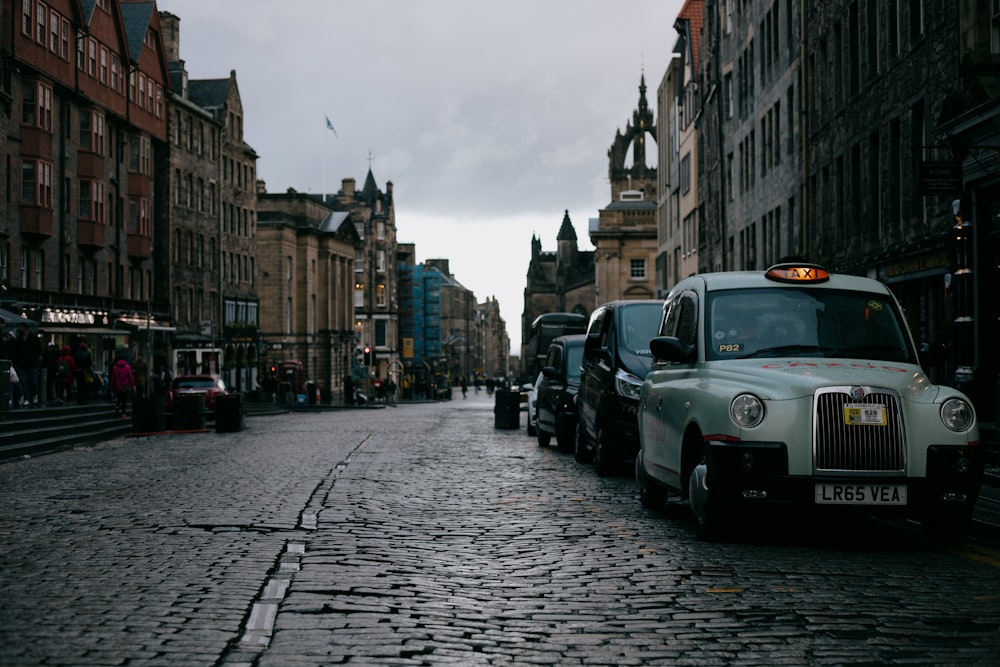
[494, 389, 520, 429]
[175, 394, 207, 430]
[132, 395, 166, 432]
[0, 359, 10, 413]
[215, 393, 245, 433]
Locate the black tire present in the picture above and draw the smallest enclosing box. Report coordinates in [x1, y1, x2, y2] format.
[526, 413, 536, 437]
[555, 413, 576, 453]
[593, 425, 615, 477]
[636, 452, 667, 510]
[688, 456, 728, 541]
[575, 421, 593, 463]
[537, 429, 551, 447]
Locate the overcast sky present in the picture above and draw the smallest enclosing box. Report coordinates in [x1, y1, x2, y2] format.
[156, 0, 685, 353]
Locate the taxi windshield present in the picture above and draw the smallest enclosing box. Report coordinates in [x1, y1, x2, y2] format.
[705, 288, 916, 363]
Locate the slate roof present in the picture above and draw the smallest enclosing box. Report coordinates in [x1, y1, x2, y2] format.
[119, 2, 156, 64]
[188, 79, 229, 110]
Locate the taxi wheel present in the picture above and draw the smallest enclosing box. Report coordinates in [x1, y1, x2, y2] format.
[593, 425, 614, 477]
[537, 429, 551, 447]
[574, 421, 593, 463]
[636, 452, 666, 510]
[526, 414, 536, 437]
[688, 458, 728, 541]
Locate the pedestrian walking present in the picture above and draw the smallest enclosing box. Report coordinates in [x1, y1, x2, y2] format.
[109, 354, 135, 418]
[12, 322, 41, 407]
[460, 376, 468, 399]
[54, 345, 76, 405]
[74, 341, 94, 404]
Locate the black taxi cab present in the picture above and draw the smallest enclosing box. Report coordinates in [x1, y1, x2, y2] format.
[636, 263, 982, 542]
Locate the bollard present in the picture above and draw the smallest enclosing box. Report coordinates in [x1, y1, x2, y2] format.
[494, 389, 520, 429]
[175, 394, 207, 430]
[215, 393, 245, 433]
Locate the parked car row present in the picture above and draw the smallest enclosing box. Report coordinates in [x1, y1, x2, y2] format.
[525, 264, 984, 545]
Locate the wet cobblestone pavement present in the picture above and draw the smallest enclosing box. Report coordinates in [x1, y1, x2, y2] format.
[2, 391, 999, 666]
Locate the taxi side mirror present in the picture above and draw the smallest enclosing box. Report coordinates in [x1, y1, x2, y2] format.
[650, 336, 695, 363]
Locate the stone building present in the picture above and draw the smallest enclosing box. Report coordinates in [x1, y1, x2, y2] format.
[656, 0, 703, 293]
[256, 185, 359, 402]
[520, 211, 595, 367]
[426, 258, 477, 383]
[674, 1, 997, 417]
[476, 296, 510, 380]
[591, 76, 658, 303]
[160, 10, 258, 391]
[326, 172, 400, 386]
[2, 0, 170, 371]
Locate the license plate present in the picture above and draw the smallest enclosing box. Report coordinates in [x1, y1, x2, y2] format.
[843, 403, 887, 426]
[815, 483, 907, 505]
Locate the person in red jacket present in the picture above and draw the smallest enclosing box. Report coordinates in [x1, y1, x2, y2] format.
[109, 353, 135, 417]
[54, 345, 76, 405]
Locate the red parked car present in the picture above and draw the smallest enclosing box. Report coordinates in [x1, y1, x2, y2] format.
[165, 375, 227, 412]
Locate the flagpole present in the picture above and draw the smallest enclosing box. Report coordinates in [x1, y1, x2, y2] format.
[323, 115, 328, 202]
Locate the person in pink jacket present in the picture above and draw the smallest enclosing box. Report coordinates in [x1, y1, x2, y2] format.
[109, 353, 135, 417]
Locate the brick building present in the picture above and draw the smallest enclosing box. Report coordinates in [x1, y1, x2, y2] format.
[2, 0, 170, 372]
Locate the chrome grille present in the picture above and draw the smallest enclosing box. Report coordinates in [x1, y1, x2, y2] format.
[813, 387, 906, 474]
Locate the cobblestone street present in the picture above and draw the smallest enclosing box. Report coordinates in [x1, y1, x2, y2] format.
[2, 391, 999, 666]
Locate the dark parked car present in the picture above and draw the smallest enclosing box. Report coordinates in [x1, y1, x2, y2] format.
[165, 374, 228, 413]
[535, 334, 587, 452]
[576, 300, 663, 475]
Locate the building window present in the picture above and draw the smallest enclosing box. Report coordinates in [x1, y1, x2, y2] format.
[376, 283, 386, 307]
[22, 0, 31, 36]
[22, 80, 52, 131]
[354, 283, 364, 308]
[22, 159, 52, 208]
[629, 259, 646, 280]
[35, 1, 45, 43]
[680, 152, 691, 194]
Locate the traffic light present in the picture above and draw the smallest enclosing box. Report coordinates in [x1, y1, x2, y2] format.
[363, 345, 373, 366]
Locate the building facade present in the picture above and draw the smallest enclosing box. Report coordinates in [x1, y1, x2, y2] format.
[665, 0, 997, 418]
[256, 185, 359, 402]
[2, 0, 170, 372]
[592, 76, 659, 304]
[320, 173, 398, 386]
[520, 211, 595, 372]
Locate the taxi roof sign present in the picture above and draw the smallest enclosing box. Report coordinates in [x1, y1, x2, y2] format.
[765, 263, 831, 284]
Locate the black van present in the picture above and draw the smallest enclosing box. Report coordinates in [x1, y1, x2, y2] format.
[535, 334, 587, 452]
[575, 300, 663, 475]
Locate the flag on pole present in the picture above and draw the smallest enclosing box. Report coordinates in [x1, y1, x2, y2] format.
[325, 114, 338, 138]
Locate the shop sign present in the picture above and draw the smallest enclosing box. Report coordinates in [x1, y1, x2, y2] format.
[919, 161, 961, 195]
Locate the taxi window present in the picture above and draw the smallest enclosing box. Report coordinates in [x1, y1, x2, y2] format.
[565, 344, 584, 379]
[705, 288, 914, 363]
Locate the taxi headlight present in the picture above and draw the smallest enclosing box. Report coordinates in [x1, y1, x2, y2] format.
[940, 398, 974, 432]
[731, 393, 764, 428]
[614, 368, 643, 401]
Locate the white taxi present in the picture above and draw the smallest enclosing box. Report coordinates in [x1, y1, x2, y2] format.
[636, 263, 983, 542]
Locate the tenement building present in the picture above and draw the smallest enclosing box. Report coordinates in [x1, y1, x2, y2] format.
[160, 10, 259, 391]
[679, 1, 998, 417]
[2, 0, 170, 373]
